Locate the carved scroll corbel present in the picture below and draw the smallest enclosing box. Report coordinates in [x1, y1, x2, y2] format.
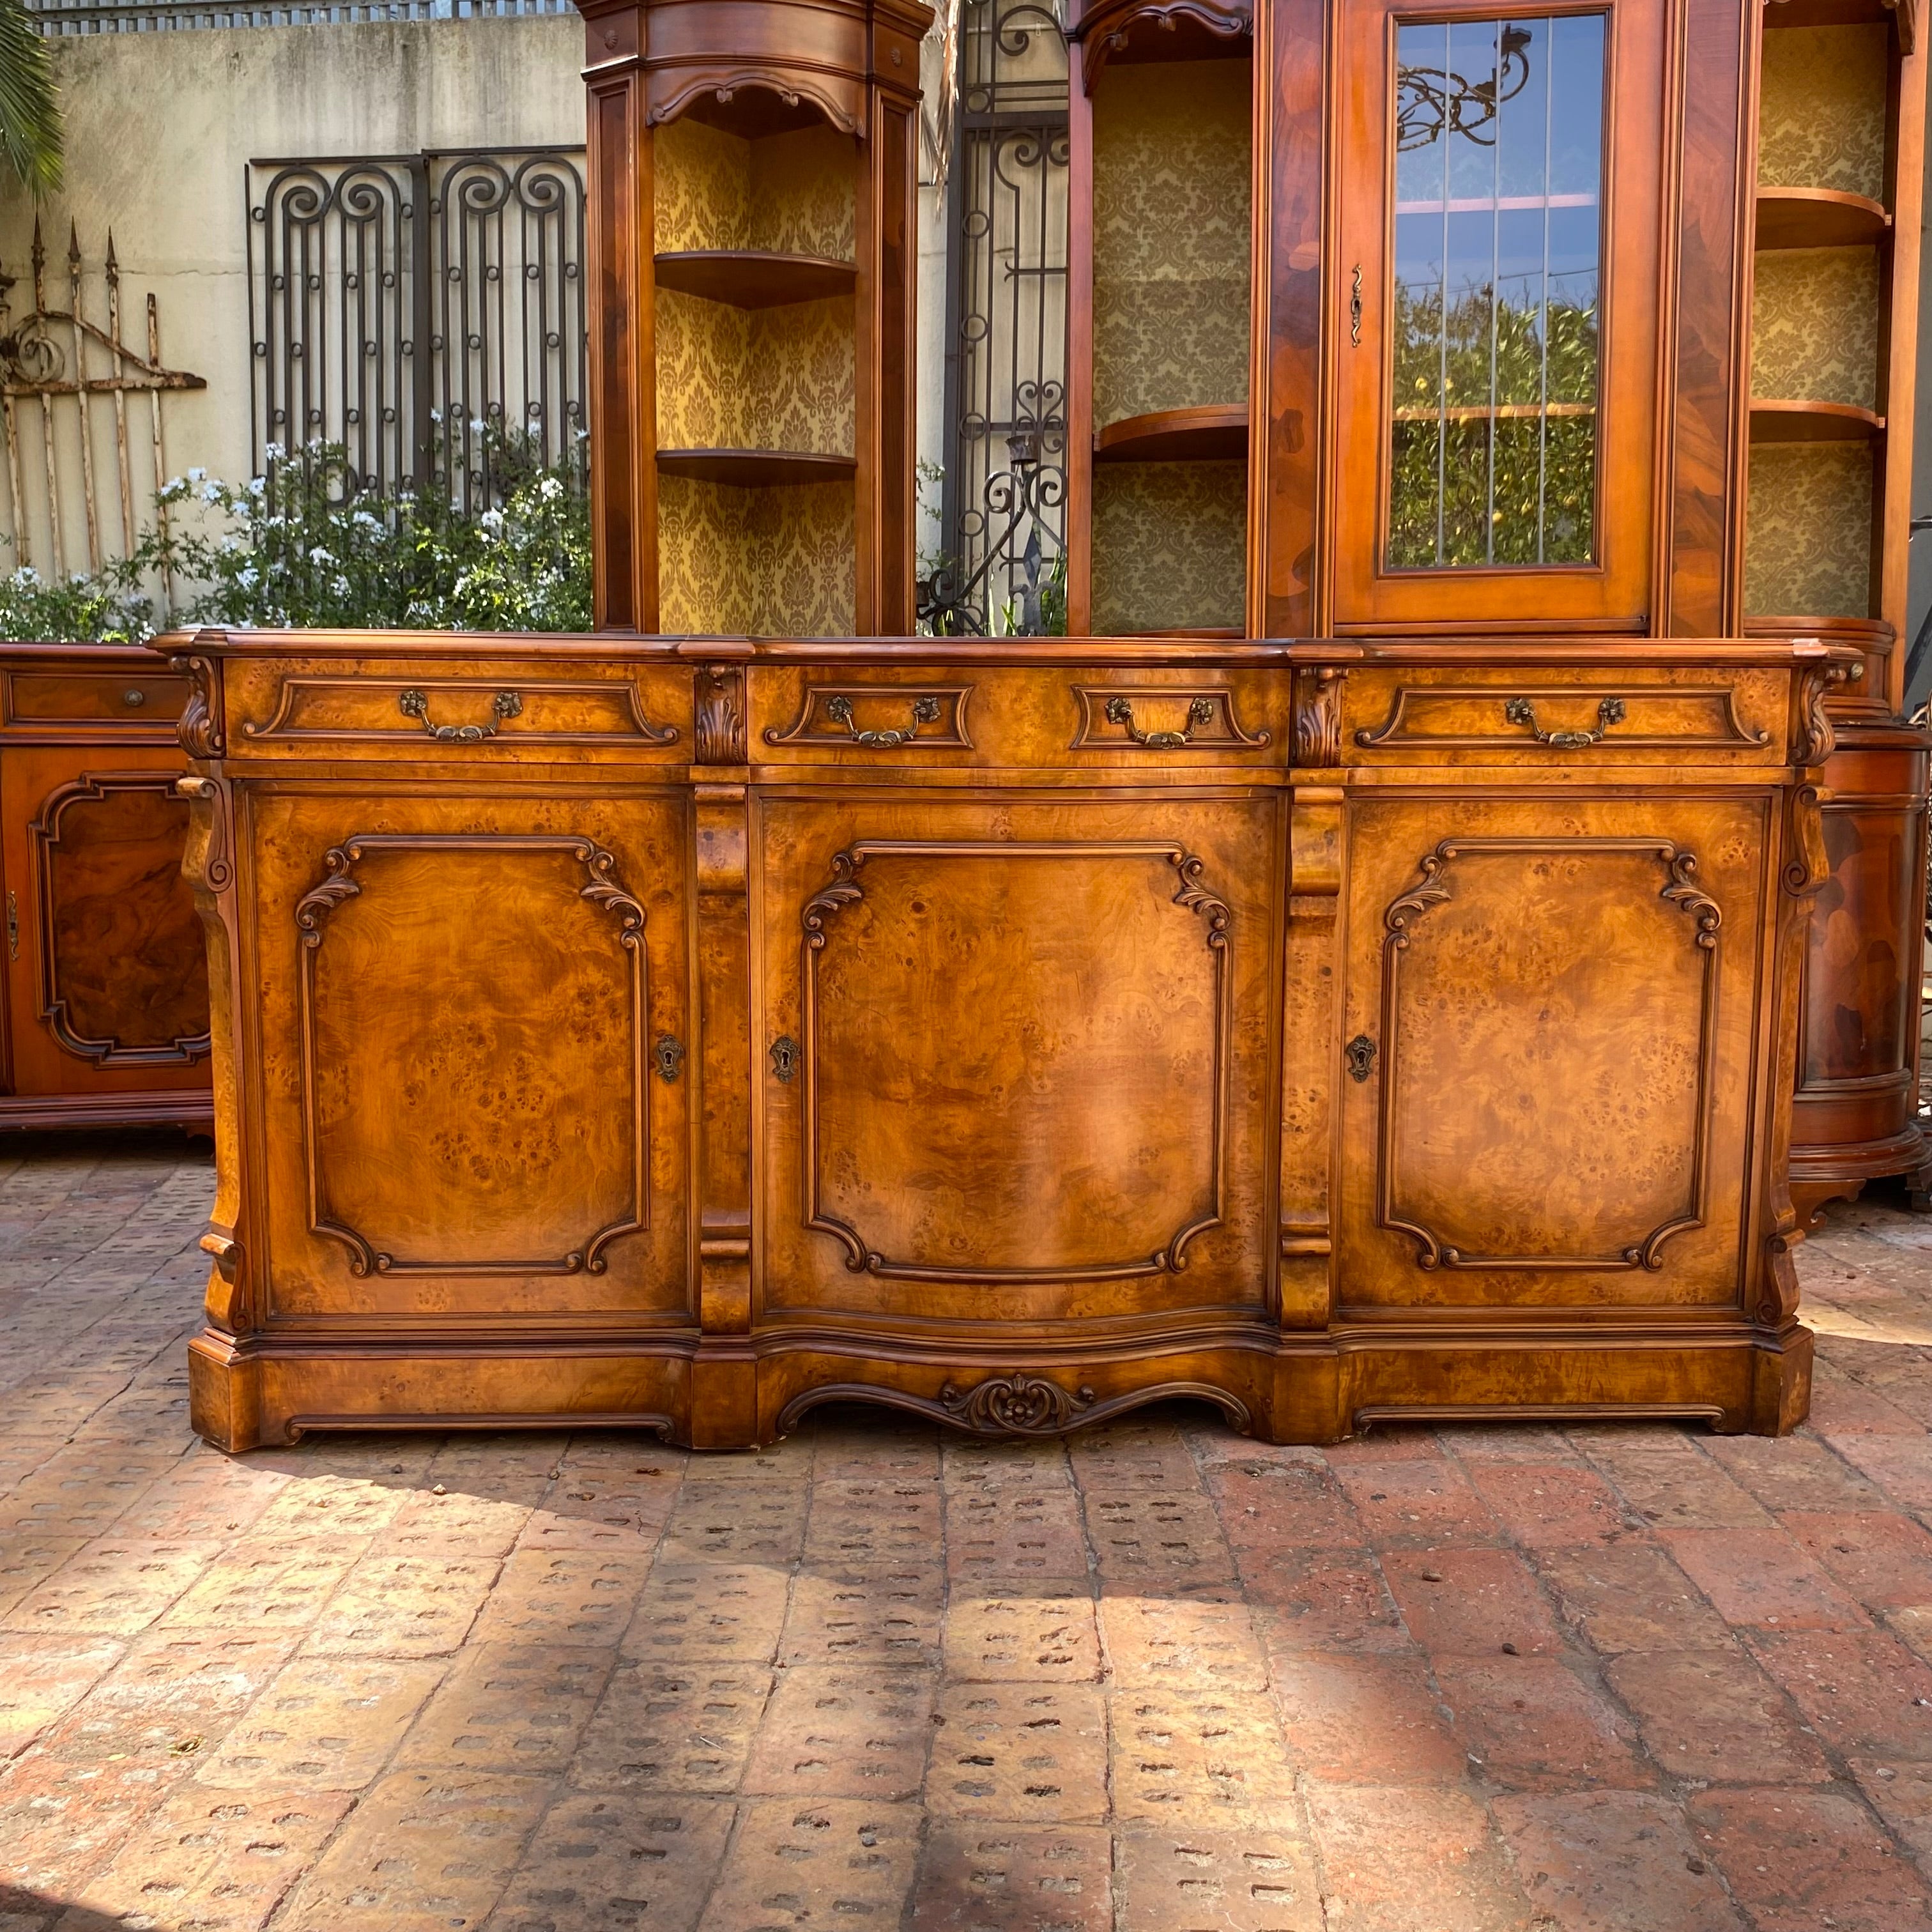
[693, 666, 747, 764]
[171, 653, 225, 760]
[1781, 783, 1831, 899]
[1292, 667, 1349, 767]
[1790, 661, 1862, 766]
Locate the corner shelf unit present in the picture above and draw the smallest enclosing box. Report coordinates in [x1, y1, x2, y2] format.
[1742, 0, 1921, 641]
[578, 0, 929, 636]
[1066, 0, 1257, 636]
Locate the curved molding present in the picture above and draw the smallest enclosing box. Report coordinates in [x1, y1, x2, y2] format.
[1791, 660, 1863, 765]
[1069, 684, 1269, 751]
[647, 69, 862, 135]
[29, 772, 211, 1068]
[1073, 0, 1253, 89]
[775, 1373, 1254, 1439]
[797, 839, 1231, 1282]
[1376, 838, 1722, 1273]
[295, 832, 649, 1280]
[171, 653, 224, 760]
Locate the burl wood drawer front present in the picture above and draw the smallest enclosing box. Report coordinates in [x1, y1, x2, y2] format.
[1338, 668, 1787, 767]
[247, 788, 692, 1327]
[8, 671, 189, 726]
[755, 793, 1282, 1324]
[225, 659, 687, 760]
[753, 668, 1287, 769]
[1334, 794, 1769, 1310]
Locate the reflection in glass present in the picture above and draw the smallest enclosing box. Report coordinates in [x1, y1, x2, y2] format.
[1388, 14, 1604, 570]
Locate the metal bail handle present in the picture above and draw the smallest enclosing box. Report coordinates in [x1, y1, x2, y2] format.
[398, 687, 524, 742]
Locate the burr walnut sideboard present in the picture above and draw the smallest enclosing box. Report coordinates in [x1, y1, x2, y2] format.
[167, 629, 1850, 1450]
[0, 645, 209, 1133]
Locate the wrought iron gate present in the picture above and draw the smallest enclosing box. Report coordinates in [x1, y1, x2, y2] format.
[931, 0, 1069, 634]
[247, 146, 586, 505]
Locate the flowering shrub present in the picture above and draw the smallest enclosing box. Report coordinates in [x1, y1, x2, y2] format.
[0, 427, 594, 641]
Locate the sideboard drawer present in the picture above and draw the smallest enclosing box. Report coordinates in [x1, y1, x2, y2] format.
[1335, 666, 1791, 768]
[10, 671, 189, 726]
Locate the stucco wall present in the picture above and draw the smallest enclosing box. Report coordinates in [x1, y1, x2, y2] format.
[1, 16, 585, 570]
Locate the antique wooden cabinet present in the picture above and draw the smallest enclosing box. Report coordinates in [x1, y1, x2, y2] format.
[0, 645, 209, 1133]
[166, 0, 1924, 1450]
[168, 631, 1843, 1448]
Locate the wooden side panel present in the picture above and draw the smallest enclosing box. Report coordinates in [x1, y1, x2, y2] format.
[0, 747, 208, 1100]
[756, 795, 1280, 1325]
[1665, 0, 1751, 635]
[1336, 794, 1768, 1308]
[245, 786, 691, 1327]
[585, 33, 657, 632]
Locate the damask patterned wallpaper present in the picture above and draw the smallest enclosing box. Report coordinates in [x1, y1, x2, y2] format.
[659, 476, 855, 635]
[656, 291, 855, 453]
[1757, 24, 1887, 199]
[1091, 459, 1246, 632]
[1751, 247, 1880, 409]
[1744, 443, 1873, 618]
[654, 118, 858, 259]
[1092, 60, 1252, 426]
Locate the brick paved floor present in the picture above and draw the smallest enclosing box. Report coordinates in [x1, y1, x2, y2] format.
[2, 1138, 1932, 1931]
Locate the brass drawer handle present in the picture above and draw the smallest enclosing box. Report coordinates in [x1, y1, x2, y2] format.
[824, 693, 940, 749]
[1105, 694, 1214, 749]
[398, 687, 523, 742]
[1503, 694, 1625, 749]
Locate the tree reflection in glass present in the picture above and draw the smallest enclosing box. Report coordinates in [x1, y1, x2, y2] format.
[1388, 13, 1605, 569]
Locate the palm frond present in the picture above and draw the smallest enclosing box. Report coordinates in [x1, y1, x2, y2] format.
[0, 0, 61, 198]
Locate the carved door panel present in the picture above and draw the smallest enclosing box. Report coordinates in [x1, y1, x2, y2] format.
[1333, 795, 1769, 1310]
[0, 748, 210, 1099]
[248, 787, 691, 1330]
[756, 793, 1282, 1328]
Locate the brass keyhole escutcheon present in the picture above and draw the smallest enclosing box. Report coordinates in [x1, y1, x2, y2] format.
[655, 1035, 684, 1084]
[1345, 1034, 1376, 1082]
[769, 1036, 798, 1083]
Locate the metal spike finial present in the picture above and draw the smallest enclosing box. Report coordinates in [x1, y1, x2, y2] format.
[104, 233, 119, 288]
[30, 217, 44, 309]
[67, 221, 80, 270]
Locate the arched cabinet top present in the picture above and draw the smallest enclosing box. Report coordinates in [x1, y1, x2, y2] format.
[577, 0, 932, 139]
[1068, 0, 1253, 93]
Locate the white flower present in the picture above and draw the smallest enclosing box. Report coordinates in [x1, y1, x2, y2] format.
[480, 508, 505, 533]
[246, 477, 267, 498]
[539, 475, 563, 501]
[470, 418, 487, 434]
[12, 565, 39, 586]
[308, 546, 333, 566]
[263, 442, 286, 463]
[237, 567, 259, 590]
[201, 481, 222, 504]
[332, 575, 351, 597]
[187, 466, 207, 484]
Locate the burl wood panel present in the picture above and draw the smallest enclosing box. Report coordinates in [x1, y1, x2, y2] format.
[1336, 795, 1769, 1310]
[0, 747, 210, 1100]
[756, 793, 1282, 1326]
[247, 788, 691, 1328]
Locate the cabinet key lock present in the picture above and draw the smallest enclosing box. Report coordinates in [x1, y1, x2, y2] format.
[769, 1035, 798, 1083]
[4, 891, 15, 961]
[1345, 1034, 1376, 1082]
[655, 1035, 685, 1084]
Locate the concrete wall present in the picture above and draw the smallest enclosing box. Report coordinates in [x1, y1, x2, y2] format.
[8, 14, 954, 590]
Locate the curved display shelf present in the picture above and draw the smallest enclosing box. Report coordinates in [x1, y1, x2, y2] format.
[1754, 187, 1891, 251]
[1763, 0, 1914, 43]
[657, 448, 859, 486]
[1094, 404, 1249, 464]
[1747, 399, 1886, 443]
[654, 250, 859, 309]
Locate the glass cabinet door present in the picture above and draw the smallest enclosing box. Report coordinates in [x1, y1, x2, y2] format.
[1331, 0, 1666, 630]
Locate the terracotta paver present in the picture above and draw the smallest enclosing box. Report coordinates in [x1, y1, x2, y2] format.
[4, 1137, 1932, 1928]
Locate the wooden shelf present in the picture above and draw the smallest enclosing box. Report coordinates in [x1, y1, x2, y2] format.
[1748, 400, 1886, 443]
[1763, 0, 1915, 43]
[1094, 404, 1248, 464]
[654, 250, 857, 309]
[657, 448, 858, 486]
[1754, 187, 1891, 250]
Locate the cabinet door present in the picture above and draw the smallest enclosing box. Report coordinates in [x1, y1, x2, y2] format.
[245, 786, 691, 1331]
[1335, 793, 1769, 1309]
[1331, 0, 1665, 629]
[755, 793, 1282, 1329]
[0, 747, 209, 1099]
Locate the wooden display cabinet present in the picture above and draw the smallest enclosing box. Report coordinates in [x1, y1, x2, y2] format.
[578, 0, 929, 637]
[0, 645, 210, 1132]
[1066, 0, 1257, 636]
[1739, 0, 1930, 1215]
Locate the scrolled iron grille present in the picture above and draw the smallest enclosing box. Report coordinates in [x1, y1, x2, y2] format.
[249, 146, 586, 505]
[933, 0, 1069, 635]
